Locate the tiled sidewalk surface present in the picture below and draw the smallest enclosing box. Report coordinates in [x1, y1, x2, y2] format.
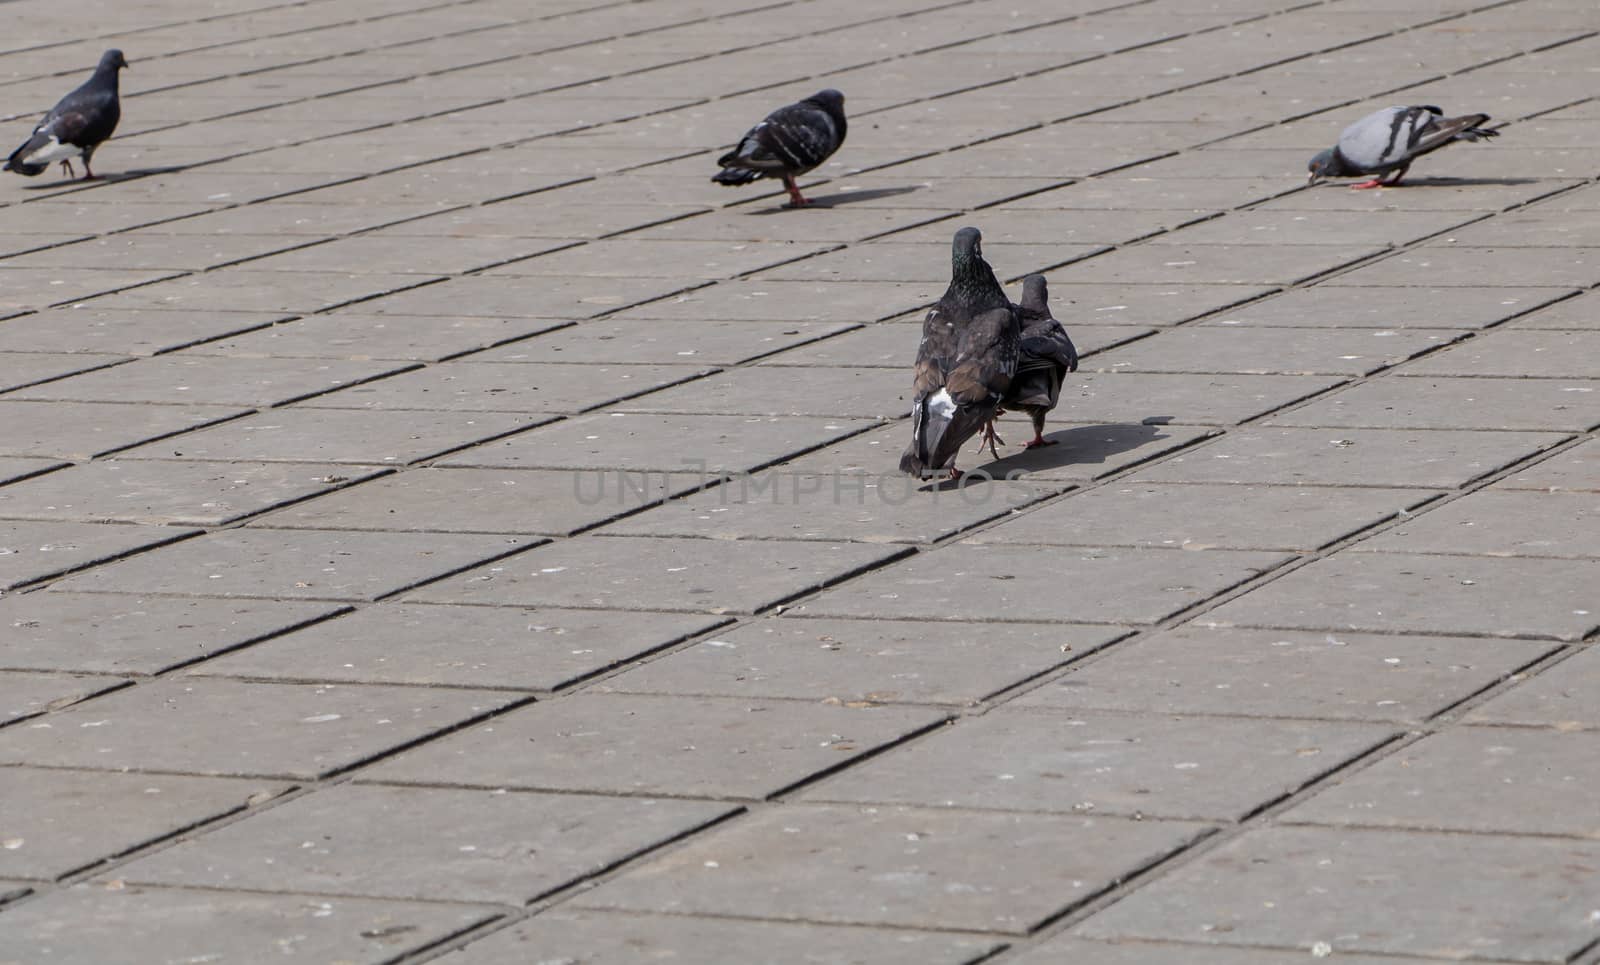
[0, 0, 1597, 961]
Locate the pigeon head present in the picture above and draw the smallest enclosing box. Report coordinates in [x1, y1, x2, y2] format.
[1307, 148, 1346, 183]
[949, 226, 1007, 307]
[100, 49, 129, 72]
[1020, 274, 1049, 313]
[806, 89, 845, 113]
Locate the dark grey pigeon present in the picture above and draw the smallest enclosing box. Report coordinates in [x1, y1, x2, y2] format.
[899, 227, 1021, 480]
[1308, 105, 1498, 189]
[712, 89, 846, 207]
[989, 274, 1077, 451]
[5, 49, 128, 180]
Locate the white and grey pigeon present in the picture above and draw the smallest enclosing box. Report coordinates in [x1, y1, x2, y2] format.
[984, 274, 1078, 453]
[1308, 105, 1498, 189]
[5, 49, 129, 181]
[711, 89, 846, 208]
[899, 227, 1021, 480]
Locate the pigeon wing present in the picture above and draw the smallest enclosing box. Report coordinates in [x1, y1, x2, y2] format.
[727, 102, 839, 175]
[1337, 106, 1442, 170]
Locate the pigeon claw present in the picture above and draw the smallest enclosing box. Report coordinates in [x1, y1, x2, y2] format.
[1350, 178, 1386, 190]
[58, 159, 75, 179]
[1023, 435, 1056, 450]
[947, 466, 963, 481]
[975, 421, 1004, 459]
[780, 175, 810, 208]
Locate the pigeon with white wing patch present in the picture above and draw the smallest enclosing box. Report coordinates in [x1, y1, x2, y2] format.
[6, 49, 128, 181]
[899, 227, 1021, 480]
[712, 89, 846, 208]
[1308, 105, 1498, 189]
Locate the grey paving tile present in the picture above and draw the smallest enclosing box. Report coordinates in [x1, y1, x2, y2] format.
[479, 239, 831, 279]
[305, 361, 709, 413]
[1086, 327, 1466, 376]
[1058, 244, 1383, 286]
[1466, 647, 1600, 730]
[1255, 178, 1583, 212]
[1038, 283, 1280, 328]
[0, 401, 248, 460]
[1009, 938, 1413, 965]
[1009, 178, 1296, 213]
[1401, 330, 1600, 379]
[795, 545, 1288, 625]
[0, 672, 125, 725]
[576, 804, 1208, 934]
[1200, 285, 1575, 330]
[753, 242, 1101, 285]
[607, 279, 941, 324]
[116, 784, 733, 903]
[616, 366, 907, 420]
[0, 308, 290, 356]
[1506, 291, 1600, 330]
[251, 467, 707, 536]
[437, 910, 997, 965]
[355, 275, 696, 320]
[806, 710, 1394, 822]
[1285, 727, 1600, 837]
[0, 461, 387, 526]
[362, 693, 944, 798]
[761, 322, 1148, 368]
[189, 603, 726, 691]
[601, 618, 1122, 706]
[0, 521, 197, 590]
[1047, 372, 1344, 426]
[0, 886, 495, 965]
[1153, 209, 1473, 247]
[0, 268, 184, 313]
[1075, 825, 1600, 961]
[51, 528, 538, 602]
[8, 355, 415, 408]
[6, 232, 310, 272]
[0, 457, 61, 486]
[434, 413, 875, 474]
[180, 314, 572, 362]
[85, 270, 446, 315]
[406, 536, 908, 615]
[1327, 247, 1600, 289]
[1128, 427, 1569, 489]
[966, 483, 1431, 552]
[1199, 552, 1599, 641]
[115, 408, 549, 465]
[1016, 625, 1548, 724]
[1445, 209, 1600, 248]
[0, 593, 343, 676]
[474, 319, 858, 366]
[0, 676, 522, 779]
[0, 353, 128, 392]
[237, 234, 576, 276]
[0, 769, 284, 879]
[1354, 490, 1597, 559]
[1493, 438, 1598, 492]
[1267, 376, 1600, 432]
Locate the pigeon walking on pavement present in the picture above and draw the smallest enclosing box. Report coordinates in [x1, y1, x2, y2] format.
[990, 274, 1078, 452]
[1307, 105, 1498, 189]
[711, 89, 846, 208]
[899, 227, 1021, 480]
[5, 49, 129, 181]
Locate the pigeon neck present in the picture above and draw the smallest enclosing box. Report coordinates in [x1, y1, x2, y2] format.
[950, 261, 1008, 311]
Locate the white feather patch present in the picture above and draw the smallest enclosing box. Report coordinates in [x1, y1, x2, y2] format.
[927, 388, 956, 419]
[23, 136, 81, 165]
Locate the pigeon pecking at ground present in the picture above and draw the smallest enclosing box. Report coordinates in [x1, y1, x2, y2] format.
[899, 227, 1021, 481]
[5, 49, 128, 181]
[711, 88, 846, 208]
[985, 273, 1078, 453]
[1307, 105, 1499, 189]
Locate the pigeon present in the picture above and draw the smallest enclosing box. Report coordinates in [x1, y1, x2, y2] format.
[989, 274, 1078, 451]
[1308, 105, 1498, 189]
[899, 227, 1021, 480]
[712, 89, 846, 207]
[5, 49, 128, 181]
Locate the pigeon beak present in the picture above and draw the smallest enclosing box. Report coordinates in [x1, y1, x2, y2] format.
[1307, 172, 1319, 185]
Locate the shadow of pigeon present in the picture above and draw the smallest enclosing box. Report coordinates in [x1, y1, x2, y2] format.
[973, 420, 1179, 477]
[1343, 176, 1544, 188]
[750, 184, 924, 213]
[17, 163, 194, 189]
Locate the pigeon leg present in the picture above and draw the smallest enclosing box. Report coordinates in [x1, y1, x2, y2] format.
[1382, 163, 1410, 187]
[1023, 412, 1056, 449]
[974, 420, 1004, 458]
[947, 466, 963, 481]
[781, 175, 809, 207]
[1350, 177, 1386, 189]
[80, 157, 95, 180]
[58, 158, 76, 178]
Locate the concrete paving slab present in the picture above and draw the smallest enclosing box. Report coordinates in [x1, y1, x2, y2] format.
[1085, 326, 1466, 376]
[617, 366, 907, 420]
[1038, 283, 1278, 328]
[84, 270, 446, 315]
[0, 520, 197, 590]
[9, 355, 415, 408]
[1200, 285, 1575, 329]
[1401, 330, 1600, 379]
[0, 353, 129, 392]
[251, 468, 707, 536]
[0, 268, 184, 313]
[115, 784, 733, 904]
[0, 458, 61, 486]
[1150, 209, 1472, 247]
[754, 243, 1103, 284]
[1015, 625, 1549, 724]
[234, 234, 576, 276]
[0, 593, 342, 676]
[434, 413, 875, 474]
[479, 239, 833, 280]
[0, 886, 496, 965]
[354, 274, 699, 320]
[0, 676, 522, 779]
[5, 233, 311, 272]
[0, 769, 283, 879]
[608, 279, 941, 323]
[382, 201, 712, 241]
[1199, 552, 1599, 641]
[575, 804, 1208, 934]
[795, 545, 1288, 626]
[436, 910, 998, 965]
[180, 314, 573, 362]
[305, 361, 710, 414]
[51, 528, 539, 602]
[1075, 825, 1600, 961]
[1328, 247, 1600, 289]
[1128, 427, 1569, 489]
[1445, 210, 1600, 248]
[472, 319, 857, 366]
[406, 536, 908, 615]
[761, 323, 1148, 368]
[0, 461, 386, 526]
[600, 618, 1123, 706]
[1255, 178, 1582, 212]
[1466, 647, 1600, 731]
[1353, 490, 1597, 559]
[626, 207, 954, 245]
[965, 483, 1432, 552]
[0, 399, 239, 464]
[1494, 438, 1598, 492]
[190, 603, 726, 691]
[0, 308, 289, 356]
[142, 201, 460, 237]
[1007, 178, 1298, 213]
[1048, 372, 1345, 426]
[0, 673, 125, 726]
[805, 710, 1394, 822]
[1010, 938, 1415, 965]
[1268, 376, 1600, 432]
[888, 210, 1201, 247]
[1506, 291, 1600, 330]
[115, 408, 549, 465]
[1285, 727, 1600, 838]
[1053, 244, 1383, 286]
[361, 693, 944, 798]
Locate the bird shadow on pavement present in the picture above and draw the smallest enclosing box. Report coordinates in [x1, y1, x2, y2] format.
[973, 419, 1181, 479]
[17, 164, 193, 189]
[750, 185, 924, 213]
[1372, 176, 1544, 188]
